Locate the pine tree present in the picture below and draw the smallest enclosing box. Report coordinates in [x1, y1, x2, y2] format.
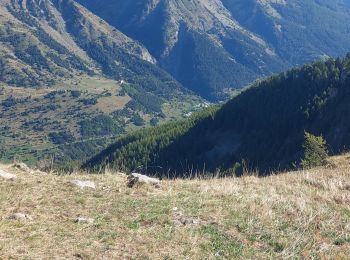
[301, 132, 328, 169]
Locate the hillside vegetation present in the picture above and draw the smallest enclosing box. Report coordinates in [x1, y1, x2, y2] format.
[0, 0, 179, 93]
[0, 80, 203, 165]
[0, 0, 204, 165]
[2, 0, 350, 166]
[0, 154, 349, 258]
[85, 54, 350, 176]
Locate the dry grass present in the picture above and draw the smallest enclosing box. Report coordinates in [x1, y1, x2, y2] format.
[0, 155, 349, 259]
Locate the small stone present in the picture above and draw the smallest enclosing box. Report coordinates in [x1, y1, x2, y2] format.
[75, 217, 94, 224]
[172, 208, 201, 226]
[70, 180, 96, 190]
[9, 213, 32, 221]
[127, 173, 161, 188]
[13, 162, 32, 173]
[0, 170, 16, 180]
[179, 217, 200, 226]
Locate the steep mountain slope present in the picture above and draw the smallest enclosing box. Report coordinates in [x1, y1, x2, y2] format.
[78, 0, 350, 100]
[0, 0, 203, 165]
[222, 0, 350, 64]
[0, 0, 180, 92]
[84, 54, 350, 176]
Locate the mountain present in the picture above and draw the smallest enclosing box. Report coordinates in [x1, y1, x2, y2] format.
[0, 0, 182, 92]
[84, 54, 350, 176]
[2, 0, 350, 166]
[0, 0, 203, 165]
[77, 0, 350, 101]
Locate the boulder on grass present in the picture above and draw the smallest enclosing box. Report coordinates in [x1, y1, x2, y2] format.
[9, 213, 32, 221]
[127, 173, 161, 188]
[13, 162, 32, 173]
[0, 170, 16, 180]
[75, 217, 94, 224]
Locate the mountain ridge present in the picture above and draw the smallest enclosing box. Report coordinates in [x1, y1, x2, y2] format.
[0, 0, 182, 90]
[78, 0, 350, 100]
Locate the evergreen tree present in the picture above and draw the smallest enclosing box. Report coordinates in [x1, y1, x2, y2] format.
[301, 132, 328, 169]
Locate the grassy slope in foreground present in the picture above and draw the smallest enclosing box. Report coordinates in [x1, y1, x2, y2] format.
[1, 154, 350, 259]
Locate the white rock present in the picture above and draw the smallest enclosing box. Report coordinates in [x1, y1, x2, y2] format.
[9, 213, 32, 221]
[13, 162, 32, 173]
[127, 173, 161, 188]
[0, 170, 16, 180]
[75, 217, 94, 224]
[70, 180, 96, 190]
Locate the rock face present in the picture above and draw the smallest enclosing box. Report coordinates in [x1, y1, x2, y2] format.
[127, 173, 161, 188]
[0, 170, 16, 180]
[70, 180, 96, 190]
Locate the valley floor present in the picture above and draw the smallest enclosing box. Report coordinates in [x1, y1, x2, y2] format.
[0, 155, 350, 259]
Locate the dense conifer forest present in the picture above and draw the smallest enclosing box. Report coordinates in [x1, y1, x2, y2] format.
[84, 54, 350, 177]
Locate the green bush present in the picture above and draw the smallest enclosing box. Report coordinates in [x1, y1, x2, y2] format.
[70, 90, 81, 98]
[49, 131, 75, 145]
[301, 132, 328, 169]
[131, 114, 145, 126]
[79, 115, 123, 137]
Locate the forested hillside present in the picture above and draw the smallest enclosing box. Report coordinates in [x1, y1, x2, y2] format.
[0, 0, 203, 165]
[84, 54, 350, 176]
[2, 0, 350, 167]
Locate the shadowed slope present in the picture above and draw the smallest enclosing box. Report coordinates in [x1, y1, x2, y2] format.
[84, 55, 350, 176]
